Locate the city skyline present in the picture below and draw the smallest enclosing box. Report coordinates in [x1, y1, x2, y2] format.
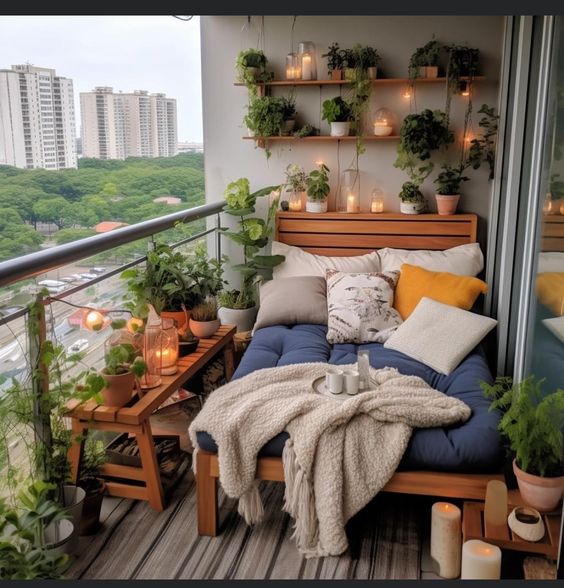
[0, 16, 202, 143]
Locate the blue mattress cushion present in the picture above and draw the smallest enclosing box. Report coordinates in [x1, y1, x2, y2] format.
[196, 324, 503, 472]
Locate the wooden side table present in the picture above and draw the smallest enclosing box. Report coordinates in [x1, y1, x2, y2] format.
[233, 330, 252, 366]
[67, 325, 236, 511]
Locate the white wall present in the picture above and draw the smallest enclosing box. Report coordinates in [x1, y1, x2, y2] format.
[201, 15, 505, 266]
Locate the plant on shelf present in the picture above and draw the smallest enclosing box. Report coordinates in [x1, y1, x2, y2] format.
[186, 242, 226, 301]
[408, 37, 443, 82]
[357, 45, 381, 78]
[280, 95, 297, 135]
[244, 95, 286, 157]
[322, 96, 353, 137]
[189, 297, 220, 339]
[305, 163, 331, 213]
[322, 42, 344, 79]
[445, 44, 479, 122]
[219, 178, 284, 332]
[483, 376, 564, 512]
[283, 163, 308, 211]
[293, 123, 319, 138]
[235, 49, 271, 95]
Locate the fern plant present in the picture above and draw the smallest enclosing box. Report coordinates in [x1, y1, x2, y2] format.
[482, 376, 564, 477]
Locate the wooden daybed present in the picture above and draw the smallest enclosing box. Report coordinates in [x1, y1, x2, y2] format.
[197, 212, 505, 536]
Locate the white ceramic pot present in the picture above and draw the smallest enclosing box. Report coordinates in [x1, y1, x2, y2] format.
[61, 484, 86, 553]
[189, 318, 220, 339]
[513, 460, 564, 512]
[44, 519, 75, 557]
[283, 119, 296, 134]
[435, 194, 460, 215]
[400, 201, 426, 215]
[330, 122, 350, 137]
[217, 306, 258, 333]
[306, 200, 328, 213]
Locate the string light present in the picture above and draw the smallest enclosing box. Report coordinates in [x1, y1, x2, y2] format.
[459, 81, 471, 97]
[83, 309, 106, 331]
[401, 84, 413, 99]
[127, 317, 144, 334]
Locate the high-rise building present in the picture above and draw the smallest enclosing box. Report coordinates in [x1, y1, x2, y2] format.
[80, 87, 178, 160]
[0, 64, 77, 170]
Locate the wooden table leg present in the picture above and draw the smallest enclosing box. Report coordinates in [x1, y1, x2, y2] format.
[197, 451, 219, 536]
[68, 419, 88, 484]
[223, 339, 235, 381]
[136, 421, 165, 511]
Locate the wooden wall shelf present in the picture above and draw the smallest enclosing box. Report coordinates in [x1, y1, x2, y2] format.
[235, 76, 486, 88]
[243, 135, 399, 142]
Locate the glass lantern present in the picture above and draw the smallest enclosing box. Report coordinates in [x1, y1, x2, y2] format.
[373, 108, 395, 137]
[337, 168, 360, 213]
[288, 190, 304, 212]
[285, 53, 301, 80]
[370, 188, 385, 213]
[142, 316, 179, 389]
[298, 41, 317, 81]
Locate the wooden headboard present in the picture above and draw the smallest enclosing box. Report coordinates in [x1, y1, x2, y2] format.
[275, 212, 478, 256]
[543, 216, 564, 252]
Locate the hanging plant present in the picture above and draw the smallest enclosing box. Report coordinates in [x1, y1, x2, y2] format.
[408, 37, 443, 83]
[466, 104, 499, 179]
[244, 95, 287, 158]
[445, 45, 479, 122]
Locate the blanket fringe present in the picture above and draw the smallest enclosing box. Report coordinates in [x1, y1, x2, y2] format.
[191, 446, 198, 475]
[237, 482, 264, 525]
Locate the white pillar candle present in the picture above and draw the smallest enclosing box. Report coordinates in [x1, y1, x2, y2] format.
[461, 540, 502, 579]
[301, 54, 312, 80]
[346, 192, 357, 213]
[373, 121, 393, 136]
[430, 502, 462, 579]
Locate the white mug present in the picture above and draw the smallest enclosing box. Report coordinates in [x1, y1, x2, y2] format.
[325, 368, 343, 394]
[343, 370, 360, 395]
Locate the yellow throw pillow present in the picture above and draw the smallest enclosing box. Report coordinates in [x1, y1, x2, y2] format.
[394, 263, 488, 319]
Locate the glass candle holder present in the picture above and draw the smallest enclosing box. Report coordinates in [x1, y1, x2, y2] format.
[288, 190, 304, 211]
[337, 168, 360, 213]
[298, 41, 316, 80]
[373, 107, 395, 136]
[370, 188, 385, 213]
[285, 52, 301, 80]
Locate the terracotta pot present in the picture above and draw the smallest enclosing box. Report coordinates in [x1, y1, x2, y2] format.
[79, 479, 106, 535]
[101, 370, 136, 407]
[419, 65, 439, 78]
[330, 121, 350, 137]
[513, 459, 564, 512]
[306, 200, 328, 213]
[330, 69, 343, 80]
[160, 309, 190, 330]
[189, 318, 220, 339]
[218, 306, 257, 333]
[367, 66, 378, 80]
[435, 194, 460, 215]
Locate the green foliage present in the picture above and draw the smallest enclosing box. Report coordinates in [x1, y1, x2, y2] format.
[306, 163, 331, 202]
[0, 481, 70, 579]
[103, 344, 146, 377]
[445, 44, 479, 120]
[482, 376, 564, 477]
[190, 297, 218, 322]
[244, 95, 287, 140]
[221, 179, 284, 302]
[322, 96, 352, 123]
[78, 439, 106, 493]
[0, 207, 43, 261]
[279, 96, 296, 119]
[396, 109, 453, 162]
[466, 104, 499, 180]
[434, 164, 469, 195]
[293, 124, 319, 138]
[322, 43, 343, 72]
[284, 164, 307, 193]
[236, 49, 267, 84]
[398, 181, 426, 204]
[53, 228, 95, 245]
[408, 37, 443, 81]
[217, 289, 255, 310]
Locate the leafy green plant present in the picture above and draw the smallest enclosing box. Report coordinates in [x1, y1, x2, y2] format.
[357, 45, 381, 69]
[78, 438, 106, 494]
[306, 163, 331, 202]
[322, 96, 352, 123]
[434, 164, 469, 195]
[186, 242, 226, 300]
[244, 96, 287, 156]
[279, 96, 296, 120]
[398, 181, 426, 204]
[396, 109, 453, 163]
[322, 43, 343, 73]
[482, 376, 564, 477]
[284, 164, 307, 193]
[222, 178, 284, 304]
[103, 343, 146, 377]
[0, 481, 70, 579]
[293, 124, 319, 138]
[190, 297, 218, 322]
[235, 49, 269, 93]
[445, 44, 479, 121]
[466, 104, 499, 180]
[217, 289, 255, 310]
[408, 37, 443, 81]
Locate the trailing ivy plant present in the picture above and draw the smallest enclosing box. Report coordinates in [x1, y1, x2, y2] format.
[466, 104, 499, 180]
[482, 376, 564, 478]
[445, 44, 479, 123]
[408, 37, 443, 83]
[235, 49, 271, 96]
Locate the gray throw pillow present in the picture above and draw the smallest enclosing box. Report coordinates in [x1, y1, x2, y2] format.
[253, 276, 328, 332]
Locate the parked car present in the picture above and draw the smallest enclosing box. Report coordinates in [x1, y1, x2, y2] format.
[80, 273, 98, 280]
[67, 338, 89, 353]
[89, 267, 107, 274]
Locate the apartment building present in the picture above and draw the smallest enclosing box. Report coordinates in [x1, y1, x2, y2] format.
[0, 64, 77, 170]
[80, 87, 178, 159]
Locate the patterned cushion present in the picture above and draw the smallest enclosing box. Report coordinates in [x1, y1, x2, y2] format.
[326, 269, 403, 344]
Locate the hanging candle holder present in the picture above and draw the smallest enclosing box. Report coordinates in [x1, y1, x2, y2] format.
[298, 41, 317, 81]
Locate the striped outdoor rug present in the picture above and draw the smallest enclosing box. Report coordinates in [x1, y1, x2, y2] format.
[70, 471, 422, 580]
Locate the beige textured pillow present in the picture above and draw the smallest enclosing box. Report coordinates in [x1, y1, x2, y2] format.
[253, 276, 328, 332]
[326, 270, 402, 344]
[272, 241, 380, 278]
[384, 297, 497, 375]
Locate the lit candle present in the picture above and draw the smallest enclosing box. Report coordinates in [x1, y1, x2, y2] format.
[484, 480, 508, 529]
[461, 540, 502, 579]
[373, 120, 393, 137]
[154, 347, 178, 375]
[346, 192, 357, 213]
[127, 317, 144, 334]
[301, 54, 312, 80]
[560, 200, 564, 215]
[371, 198, 384, 213]
[286, 67, 294, 80]
[430, 502, 462, 579]
[289, 199, 302, 211]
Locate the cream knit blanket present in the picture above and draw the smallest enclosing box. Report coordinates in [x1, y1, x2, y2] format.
[189, 363, 471, 557]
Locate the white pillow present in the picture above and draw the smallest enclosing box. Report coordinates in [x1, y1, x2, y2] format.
[542, 316, 564, 343]
[272, 241, 380, 279]
[379, 243, 483, 276]
[326, 269, 402, 344]
[384, 297, 497, 375]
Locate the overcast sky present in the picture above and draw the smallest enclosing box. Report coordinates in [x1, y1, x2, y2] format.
[0, 15, 203, 142]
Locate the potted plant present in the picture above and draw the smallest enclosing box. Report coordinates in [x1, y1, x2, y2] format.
[322, 96, 353, 137]
[219, 178, 284, 332]
[236, 48, 267, 85]
[341, 48, 358, 81]
[408, 37, 443, 81]
[305, 162, 331, 213]
[177, 325, 200, 357]
[398, 180, 427, 215]
[98, 343, 147, 408]
[445, 44, 479, 121]
[189, 297, 220, 339]
[483, 376, 564, 512]
[434, 164, 469, 215]
[358, 45, 381, 80]
[322, 43, 344, 80]
[121, 243, 200, 329]
[217, 289, 257, 333]
[284, 163, 307, 211]
[280, 96, 297, 135]
[77, 438, 107, 536]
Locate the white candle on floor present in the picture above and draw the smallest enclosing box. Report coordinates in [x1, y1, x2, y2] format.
[461, 540, 502, 579]
[430, 502, 462, 579]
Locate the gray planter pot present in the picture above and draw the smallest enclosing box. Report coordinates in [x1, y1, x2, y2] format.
[61, 484, 86, 554]
[218, 306, 258, 333]
[44, 519, 75, 557]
